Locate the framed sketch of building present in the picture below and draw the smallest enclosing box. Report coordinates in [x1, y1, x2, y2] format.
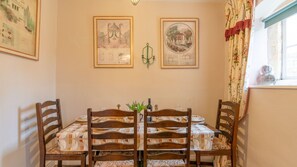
[93, 16, 134, 68]
[0, 0, 40, 60]
[161, 18, 199, 69]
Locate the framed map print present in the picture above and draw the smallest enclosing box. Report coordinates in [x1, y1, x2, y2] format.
[0, 0, 40, 60]
[161, 18, 199, 69]
[93, 16, 134, 68]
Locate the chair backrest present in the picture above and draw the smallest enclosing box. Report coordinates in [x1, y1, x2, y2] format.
[143, 108, 192, 167]
[87, 108, 138, 167]
[35, 99, 63, 156]
[215, 99, 240, 146]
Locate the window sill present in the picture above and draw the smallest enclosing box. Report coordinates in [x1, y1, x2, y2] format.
[250, 85, 297, 89]
[250, 80, 297, 89]
[275, 79, 297, 85]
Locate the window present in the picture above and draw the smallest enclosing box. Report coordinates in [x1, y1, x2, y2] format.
[282, 14, 297, 79]
[265, 1, 297, 83]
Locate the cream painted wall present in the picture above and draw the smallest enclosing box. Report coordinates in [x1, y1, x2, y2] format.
[56, 0, 226, 126]
[245, 88, 297, 167]
[0, 0, 58, 166]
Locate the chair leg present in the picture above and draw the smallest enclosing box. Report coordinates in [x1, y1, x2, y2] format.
[40, 157, 45, 167]
[196, 151, 201, 167]
[81, 154, 86, 167]
[232, 152, 237, 167]
[89, 155, 93, 167]
[58, 160, 62, 167]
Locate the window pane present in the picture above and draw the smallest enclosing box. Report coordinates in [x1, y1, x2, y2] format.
[285, 46, 297, 78]
[267, 23, 282, 79]
[286, 13, 297, 47]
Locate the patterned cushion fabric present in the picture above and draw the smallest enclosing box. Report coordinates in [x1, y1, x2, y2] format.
[214, 156, 231, 167]
[147, 160, 186, 167]
[94, 160, 134, 167]
[212, 137, 231, 150]
[47, 144, 84, 155]
[94, 151, 135, 167]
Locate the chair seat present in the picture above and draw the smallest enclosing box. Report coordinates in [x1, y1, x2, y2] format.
[47, 144, 85, 155]
[94, 151, 135, 167]
[148, 160, 186, 167]
[95, 160, 134, 167]
[212, 137, 231, 150]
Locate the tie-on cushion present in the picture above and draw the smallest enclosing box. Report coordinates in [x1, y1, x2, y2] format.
[212, 137, 231, 150]
[147, 159, 186, 167]
[94, 151, 135, 167]
[95, 160, 134, 167]
[47, 144, 85, 155]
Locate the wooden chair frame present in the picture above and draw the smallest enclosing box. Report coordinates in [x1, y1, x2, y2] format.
[194, 99, 239, 167]
[143, 108, 192, 167]
[87, 108, 138, 167]
[36, 99, 87, 167]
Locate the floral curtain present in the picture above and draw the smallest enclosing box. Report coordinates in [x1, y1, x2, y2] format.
[225, 0, 253, 119]
[214, 0, 254, 167]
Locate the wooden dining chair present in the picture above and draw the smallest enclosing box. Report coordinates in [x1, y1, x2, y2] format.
[194, 99, 239, 167]
[143, 108, 192, 167]
[87, 108, 138, 167]
[36, 99, 87, 167]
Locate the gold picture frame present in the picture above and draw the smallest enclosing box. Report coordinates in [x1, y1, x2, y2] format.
[93, 16, 134, 68]
[0, 0, 40, 60]
[161, 18, 199, 69]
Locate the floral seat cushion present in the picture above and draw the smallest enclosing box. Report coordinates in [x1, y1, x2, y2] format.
[147, 159, 186, 167]
[47, 144, 85, 155]
[94, 151, 135, 167]
[212, 137, 232, 167]
[212, 137, 231, 150]
[95, 160, 134, 167]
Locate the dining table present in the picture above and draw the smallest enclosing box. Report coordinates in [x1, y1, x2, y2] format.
[56, 114, 220, 152]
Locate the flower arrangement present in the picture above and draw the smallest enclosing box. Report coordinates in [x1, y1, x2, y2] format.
[126, 101, 146, 113]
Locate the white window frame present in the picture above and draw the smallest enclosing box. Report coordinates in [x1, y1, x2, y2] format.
[281, 17, 297, 80]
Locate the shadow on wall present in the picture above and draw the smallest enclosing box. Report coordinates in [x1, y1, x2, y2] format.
[18, 104, 39, 167]
[237, 115, 249, 167]
[19, 104, 39, 167]
[2, 104, 39, 167]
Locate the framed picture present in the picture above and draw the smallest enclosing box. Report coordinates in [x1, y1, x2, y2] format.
[161, 18, 199, 69]
[0, 0, 40, 60]
[93, 16, 134, 68]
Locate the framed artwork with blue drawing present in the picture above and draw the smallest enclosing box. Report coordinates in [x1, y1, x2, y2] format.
[0, 0, 40, 60]
[93, 16, 134, 68]
[161, 18, 199, 69]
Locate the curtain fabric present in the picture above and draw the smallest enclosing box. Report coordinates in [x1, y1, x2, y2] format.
[225, 0, 253, 119]
[214, 0, 253, 167]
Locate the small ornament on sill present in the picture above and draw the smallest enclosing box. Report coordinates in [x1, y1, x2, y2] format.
[257, 65, 276, 85]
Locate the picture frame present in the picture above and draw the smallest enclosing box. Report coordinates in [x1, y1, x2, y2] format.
[0, 0, 40, 60]
[93, 16, 134, 68]
[160, 18, 199, 69]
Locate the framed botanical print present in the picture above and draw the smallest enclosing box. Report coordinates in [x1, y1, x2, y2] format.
[161, 18, 199, 69]
[93, 16, 134, 68]
[0, 0, 40, 60]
